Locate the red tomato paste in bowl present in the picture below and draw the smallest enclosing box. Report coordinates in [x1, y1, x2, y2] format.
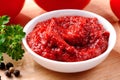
[26, 16, 110, 62]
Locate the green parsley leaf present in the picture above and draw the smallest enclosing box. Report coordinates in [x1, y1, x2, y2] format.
[0, 52, 3, 62]
[0, 15, 25, 61]
[0, 15, 10, 25]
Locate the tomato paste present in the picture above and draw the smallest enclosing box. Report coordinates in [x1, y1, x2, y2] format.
[27, 16, 110, 62]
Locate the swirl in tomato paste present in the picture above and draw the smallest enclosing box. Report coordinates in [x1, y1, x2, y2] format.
[27, 16, 110, 62]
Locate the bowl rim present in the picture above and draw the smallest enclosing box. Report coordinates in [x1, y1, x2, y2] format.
[22, 9, 116, 65]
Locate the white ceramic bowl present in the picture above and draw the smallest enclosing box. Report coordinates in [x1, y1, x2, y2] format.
[22, 9, 116, 73]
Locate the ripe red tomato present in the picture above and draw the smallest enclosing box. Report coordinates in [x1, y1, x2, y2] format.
[34, 0, 91, 11]
[110, 0, 120, 20]
[0, 0, 25, 21]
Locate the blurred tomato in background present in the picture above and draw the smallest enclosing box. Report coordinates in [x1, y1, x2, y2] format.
[0, 0, 25, 21]
[110, 0, 120, 20]
[34, 0, 91, 11]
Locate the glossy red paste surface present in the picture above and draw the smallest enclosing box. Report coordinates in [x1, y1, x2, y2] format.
[27, 16, 110, 62]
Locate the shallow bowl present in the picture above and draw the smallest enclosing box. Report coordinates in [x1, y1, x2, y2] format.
[22, 9, 116, 73]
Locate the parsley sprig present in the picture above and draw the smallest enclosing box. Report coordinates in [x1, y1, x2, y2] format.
[0, 15, 25, 62]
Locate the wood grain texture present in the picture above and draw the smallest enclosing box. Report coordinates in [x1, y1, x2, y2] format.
[1, 0, 120, 80]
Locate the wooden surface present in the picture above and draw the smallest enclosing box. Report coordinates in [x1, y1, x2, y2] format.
[1, 0, 120, 80]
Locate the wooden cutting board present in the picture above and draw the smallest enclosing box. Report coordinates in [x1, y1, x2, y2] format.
[1, 0, 120, 80]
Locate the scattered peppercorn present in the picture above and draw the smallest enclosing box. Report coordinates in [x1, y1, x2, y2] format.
[0, 62, 5, 70]
[0, 62, 21, 78]
[13, 70, 20, 77]
[6, 62, 14, 70]
[9, 67, 15, 73]
[5, 70, 11, 77]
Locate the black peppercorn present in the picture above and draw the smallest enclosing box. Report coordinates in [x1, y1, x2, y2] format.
[0, 62, 5, 70]
[6, 62, 14, 70]
[13, 70, 20, 77]
[5, 70, 11, 77]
